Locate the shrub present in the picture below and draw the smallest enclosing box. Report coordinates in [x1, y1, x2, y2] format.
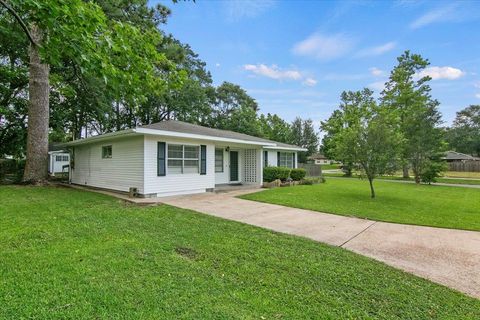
[299, 177, 326, 185]
[0, 159, 25, 183]
[420, 160, 446, 184]
[290, 168, 306, 181]
[263, 166, 291, 182]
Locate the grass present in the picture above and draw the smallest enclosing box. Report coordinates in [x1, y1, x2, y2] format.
[322, 172, 480, 185]
[1, 186, 479, 318]
[320, 163, 341, 170]
[444, 171, 480, 179]
[241, 178, 480, 231]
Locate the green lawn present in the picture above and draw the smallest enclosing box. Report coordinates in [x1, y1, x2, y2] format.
[322, 173, 480, 185]
[320, 163, 341, 170]
[241, 178, 480, 231]
[1, 186, 479, 318]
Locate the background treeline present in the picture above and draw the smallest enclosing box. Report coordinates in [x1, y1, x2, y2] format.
[320, 51, 480, 197]
[0, 0, 318, 162]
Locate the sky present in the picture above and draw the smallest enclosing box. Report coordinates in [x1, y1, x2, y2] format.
[153, 0, 480, 127]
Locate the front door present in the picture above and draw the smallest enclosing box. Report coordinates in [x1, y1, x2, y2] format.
[229, 151, 239, 182]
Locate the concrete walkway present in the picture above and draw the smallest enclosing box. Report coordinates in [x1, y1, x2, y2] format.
[161, 189, 480, 299]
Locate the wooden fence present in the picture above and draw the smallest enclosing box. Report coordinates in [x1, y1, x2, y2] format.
[448, 161, 480, 172]
[298, 163, 323, 177]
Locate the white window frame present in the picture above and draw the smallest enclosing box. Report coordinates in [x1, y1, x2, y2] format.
[167, 143, 200, 174]
[215, 148, 224, 173]
[279, 152, 294, 168]
[102, 145, 112, 159]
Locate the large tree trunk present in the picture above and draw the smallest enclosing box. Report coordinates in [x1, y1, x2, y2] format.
[23, 25, 49, 183]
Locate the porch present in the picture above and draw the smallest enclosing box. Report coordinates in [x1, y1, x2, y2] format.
[214, 145, 263, 187]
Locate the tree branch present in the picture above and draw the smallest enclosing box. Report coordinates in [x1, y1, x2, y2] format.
[0, 0, 38, 46]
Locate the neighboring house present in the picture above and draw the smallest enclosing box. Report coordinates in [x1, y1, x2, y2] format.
[63, 121, 306, 197]
[442, 151, 480, 162]
[308, 153, 333, 165]
[48, 150, 70, 176]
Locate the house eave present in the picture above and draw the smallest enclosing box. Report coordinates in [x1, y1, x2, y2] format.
[60, 129, 138, 147]
[263, 146, 308, 152]
[135, 128, 277, 147]
[61, 128, 278, 148]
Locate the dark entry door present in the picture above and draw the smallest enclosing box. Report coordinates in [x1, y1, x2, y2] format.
[230, 151, 239, 182]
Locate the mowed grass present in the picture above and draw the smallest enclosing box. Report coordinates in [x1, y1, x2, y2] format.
[1, 186, 479, 318]
[241, 178, 480, 231]
[322, 172, 480, 185]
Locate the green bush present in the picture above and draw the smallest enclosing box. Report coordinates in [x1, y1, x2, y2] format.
[299, 177, 326, 185]
[290, 168, 306, 181]
[0, 159, 25, 183]
[263, 166, 291, 182]
[421, 160, 446, 184]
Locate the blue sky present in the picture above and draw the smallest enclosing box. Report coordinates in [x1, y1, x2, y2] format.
[154, 0, 480, 127]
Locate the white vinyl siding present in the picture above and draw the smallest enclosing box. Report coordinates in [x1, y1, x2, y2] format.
[144, 136, 215, 196]
[70, 136, 144, 193]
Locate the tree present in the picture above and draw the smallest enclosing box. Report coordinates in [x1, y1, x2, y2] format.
[290, 117, 319, 162]
[258, 113, 292, 143]
[208, 81, 259, 132]
[445, 105, 480, 156]
[381, 51, 444, 183]
[330, 89, 402, 198]
[1, 0, 178, 182]
[320, 109, 354, 176]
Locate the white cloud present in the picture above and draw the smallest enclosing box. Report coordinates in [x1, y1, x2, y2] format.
[410, 4, 458, 29]
[224, 0, 275, 21]
[243, 64, 317, 86]
[292, 33, 354, 60]
[369, 67, 385, 77]
[244, 64, 302, 80]
[417, 66, 465, 80]
[368, 81, 385, 91]
[215, 63, 220, 67]
[357, 42, 397, 57]
[476, 93, 480, 99]
[303, 78, 318, 87]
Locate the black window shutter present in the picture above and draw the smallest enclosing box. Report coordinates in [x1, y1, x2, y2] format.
[264, 150, 268, 167]
[200, 145, 207, 175]
[157, 142, 166, 176]
[293, 153, 296, 168]
[277, 151, 280, 167]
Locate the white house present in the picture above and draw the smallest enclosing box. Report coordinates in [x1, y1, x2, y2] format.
[48, 150, 70, 176]
[308, 153, 333, 165]
[63, 121, 306, 197]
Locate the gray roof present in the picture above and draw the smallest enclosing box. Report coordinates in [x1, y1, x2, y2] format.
[139, 121, 304, 150]
[443, 151, 479, 161]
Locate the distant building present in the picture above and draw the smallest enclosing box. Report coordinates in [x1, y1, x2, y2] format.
[48, 150, 70, 176]
[442, 151, 480, 162]
[308, 153, 333, 165]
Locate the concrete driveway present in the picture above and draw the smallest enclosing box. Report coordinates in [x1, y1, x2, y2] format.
[161, 189, 480, 299]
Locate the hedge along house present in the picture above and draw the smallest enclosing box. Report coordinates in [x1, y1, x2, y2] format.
[63, 121, 306, 197]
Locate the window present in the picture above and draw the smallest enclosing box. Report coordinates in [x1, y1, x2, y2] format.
[215, 148, 224, 172]
[102, 145, 112, 159]
[167, 144, 199, 174]
[279, 152, 294, 168]
[264, 150, 268, 167]
[55, 155, 69, 162]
